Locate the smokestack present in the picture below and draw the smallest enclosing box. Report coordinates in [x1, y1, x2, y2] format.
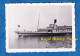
[54, 19, 57, 24]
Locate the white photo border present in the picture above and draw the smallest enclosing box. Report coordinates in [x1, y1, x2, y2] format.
[5, 3, 75, 53]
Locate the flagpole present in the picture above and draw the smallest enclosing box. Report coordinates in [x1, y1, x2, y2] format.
[37, 13, 40, 31]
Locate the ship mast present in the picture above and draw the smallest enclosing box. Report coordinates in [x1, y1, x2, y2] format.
[37, 13, 40, 31]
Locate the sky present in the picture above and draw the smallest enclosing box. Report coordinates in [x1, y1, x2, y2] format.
[6, 3, 73, 31]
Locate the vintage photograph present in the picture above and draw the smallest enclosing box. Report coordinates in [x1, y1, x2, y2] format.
[6, 3, 75, 52]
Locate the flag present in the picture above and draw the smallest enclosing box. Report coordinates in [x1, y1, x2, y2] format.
[18, 25, 20, 27]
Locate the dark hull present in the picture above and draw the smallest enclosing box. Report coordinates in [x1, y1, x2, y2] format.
[16, 32, 72, 37]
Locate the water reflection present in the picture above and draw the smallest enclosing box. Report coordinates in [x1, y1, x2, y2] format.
[9, 32, 72, 49]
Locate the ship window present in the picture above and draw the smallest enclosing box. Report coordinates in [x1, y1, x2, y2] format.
[48, 30, 52, 32]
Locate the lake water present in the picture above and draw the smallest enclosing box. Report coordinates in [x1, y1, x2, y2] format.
[9, 32, 72, 49]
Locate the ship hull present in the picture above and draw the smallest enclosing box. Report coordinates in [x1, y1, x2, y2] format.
[16, 32, 72, 37]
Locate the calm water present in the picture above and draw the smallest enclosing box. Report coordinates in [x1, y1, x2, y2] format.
[9, 32, 72, 49]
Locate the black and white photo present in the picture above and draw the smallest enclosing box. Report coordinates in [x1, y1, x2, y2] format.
[5, 3, 75, 52]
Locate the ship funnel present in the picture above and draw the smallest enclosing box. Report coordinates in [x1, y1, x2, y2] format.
[54, 19, 57, 24]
